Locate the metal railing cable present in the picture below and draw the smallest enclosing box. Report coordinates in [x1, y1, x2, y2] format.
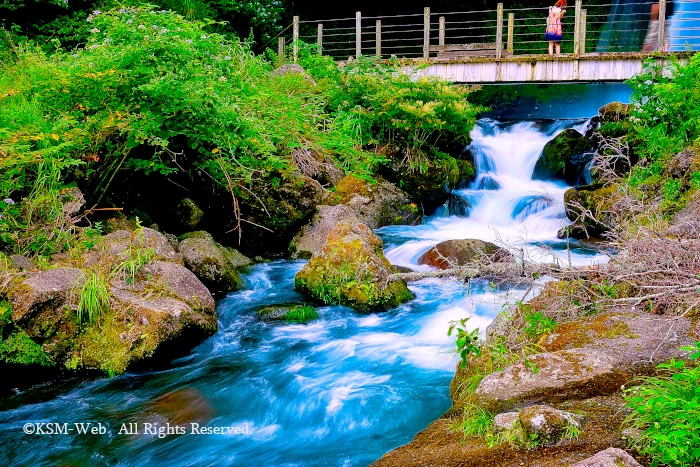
[277, 1, 699, 62]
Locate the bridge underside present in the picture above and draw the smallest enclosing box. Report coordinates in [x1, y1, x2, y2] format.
[404, 52, 687, 84]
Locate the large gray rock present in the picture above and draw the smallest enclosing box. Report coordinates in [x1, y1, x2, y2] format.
[570, 448, 642, 467]
[518, 405, 581, 446]
[417, 239, 511, 269]
[291, 205, 361, 258]
[142, 261, 215, 313]
[474, 349, 622, 411]
[178, 232, 248, 294]
[6, 267, 83, 322]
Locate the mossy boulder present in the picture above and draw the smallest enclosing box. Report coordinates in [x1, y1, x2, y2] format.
[290, 205, 361, 259]
[379, 151, 472, 214]
[417, 239, 511, 269]
[178, 232, 249, 294]
[256, 303, 319, 323]
[561, 184, 619, 239]
[232, 173, 324, 254]
[598, 102, 632, 124]
[533, 129, 597, 185]
[294, 222, 413, 312]
[175, 198, 204, 230]
[326, 175, 423, 228]
[1, 251, 217, 376]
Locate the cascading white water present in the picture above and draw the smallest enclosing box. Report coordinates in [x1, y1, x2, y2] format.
[380, 118, 605, 269]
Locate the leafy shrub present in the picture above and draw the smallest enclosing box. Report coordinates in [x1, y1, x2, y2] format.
[624, 343, 700, 467]
[523, 309, 557, 339]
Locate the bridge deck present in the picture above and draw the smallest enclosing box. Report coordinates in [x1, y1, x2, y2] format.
[400, 52, 689, 84]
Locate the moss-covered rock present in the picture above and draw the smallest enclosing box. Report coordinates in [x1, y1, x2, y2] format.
[256, 303, 319, 323]
[326, 175, 423, 228]
[598, 102, 632, 124]
[417, 239, 511, 269]
[175, 198, 204, 230]
[533, 129, 597, 185]
[178, 233, 248, 294]
[232, 173, 324, 254]
[379, 151, 471, 213]
[290, 205, 361, 259]
[561, 184, 619, 239]
[0, 248, 217, 376]
[294, 222, 413, 312]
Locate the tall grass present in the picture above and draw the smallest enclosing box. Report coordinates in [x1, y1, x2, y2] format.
[77, 271, 110, 326]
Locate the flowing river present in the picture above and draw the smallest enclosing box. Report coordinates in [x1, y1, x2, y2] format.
[0, 91, 625, 466]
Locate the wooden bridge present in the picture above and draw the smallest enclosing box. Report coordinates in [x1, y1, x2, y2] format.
[272, 0, 697, 83]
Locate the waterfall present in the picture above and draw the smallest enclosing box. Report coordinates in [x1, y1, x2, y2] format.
[382, 118, 603, 269]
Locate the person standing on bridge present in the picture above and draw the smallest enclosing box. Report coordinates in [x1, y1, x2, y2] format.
[642, 1, 674, 52]
[545, 0, 567, 55]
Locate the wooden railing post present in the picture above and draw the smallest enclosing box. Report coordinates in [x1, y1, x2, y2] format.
[277, 37, 285, 65]
[573, 0, 582, 57]
[293, 16, 299, 62]
[376, 20, 382, 59]
[356, 11, 362, 58]
[496, 3, 503, 60]
[579, 9, 587, 55]
[423, 7, 431, 59]
[317, 24, 323, 55]
[658, 0, 667, 52]
[507, 12, 514, 54]
[439, 16, 445, 47]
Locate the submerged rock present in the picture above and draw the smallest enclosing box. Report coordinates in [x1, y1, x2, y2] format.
[518, 405, 581, 446]
[417, 239, 511, 269]
[447, 194, 471, 217]
[178, 231, 249, 294]
[294, 222, 413, 312]
[570, 448, 642, 467]
[256, 303, 318, 323]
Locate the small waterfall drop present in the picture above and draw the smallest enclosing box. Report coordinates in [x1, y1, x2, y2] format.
[380, 118, 603, 269]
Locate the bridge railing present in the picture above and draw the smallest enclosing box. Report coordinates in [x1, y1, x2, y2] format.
[273, 0, 700, 63]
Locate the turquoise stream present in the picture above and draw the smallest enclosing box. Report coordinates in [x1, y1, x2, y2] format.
[1, 115, 611, 467]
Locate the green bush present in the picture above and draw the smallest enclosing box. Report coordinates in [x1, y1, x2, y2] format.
[76, 271, 110, 326]
[624, 343, 700, 467]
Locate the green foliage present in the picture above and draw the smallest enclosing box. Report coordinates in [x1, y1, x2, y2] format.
[448, 317, 482, 368]
[450, 402, 494, 439]
[76, 270, 110, 326]
[112, 239, 155, 286]
[285, 304, 318, 324]
[624, 343, 700, 467]
[522, 307, 557, 339]
[0, 330, 53, 366]
[299, 48, 481, 164]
